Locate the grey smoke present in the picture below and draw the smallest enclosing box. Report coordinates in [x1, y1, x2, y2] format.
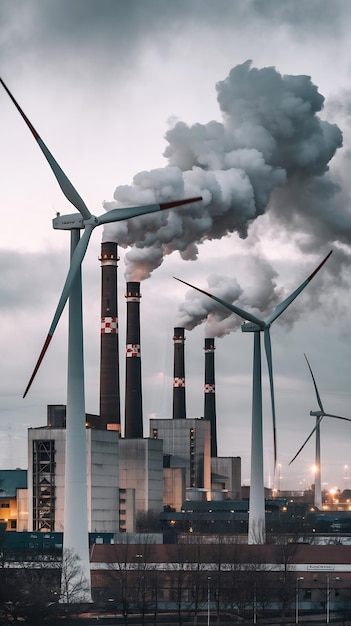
[103, 60, 344, 283]
[175, 255, 285, 337]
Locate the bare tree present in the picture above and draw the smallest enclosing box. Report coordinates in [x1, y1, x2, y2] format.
[133, 544, 158, 625]
[104, 543, 136, 624]
[102, 536, 158, 625]
[0, 552, 60, 624]
[59, 547, 91, 605]
[167, 543, 194, 626]
[187, 543, 208, 623]
[0, 547, 92, 624]
[274, 542, 298, 623]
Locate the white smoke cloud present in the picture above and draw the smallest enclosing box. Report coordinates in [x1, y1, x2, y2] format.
[103, 60, 344, 285]
[175, 255, 285, 337]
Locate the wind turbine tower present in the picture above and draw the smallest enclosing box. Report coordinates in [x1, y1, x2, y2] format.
[0, 77, 201, 600]
[289, 354, 351, 509]
[175, 253, 331, 544]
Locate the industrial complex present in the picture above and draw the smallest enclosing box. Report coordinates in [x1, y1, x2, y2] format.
[1, 241, 351, 620]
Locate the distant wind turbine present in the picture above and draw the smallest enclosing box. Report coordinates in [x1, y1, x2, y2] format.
[0, 77, 201, 601]
[289, 353, 351, 509]
[175, 252, 331, 544]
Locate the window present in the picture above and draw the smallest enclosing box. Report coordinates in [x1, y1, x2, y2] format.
[0, 503, 10, 508]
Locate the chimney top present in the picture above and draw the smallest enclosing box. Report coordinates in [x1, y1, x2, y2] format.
[99, 241, 118, 261]
[173, 327, 185, 341]
[204, 338, 215, 351]
[125, 282, 141, 298]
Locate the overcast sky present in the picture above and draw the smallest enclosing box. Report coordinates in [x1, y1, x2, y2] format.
[1, 0, 351, 492]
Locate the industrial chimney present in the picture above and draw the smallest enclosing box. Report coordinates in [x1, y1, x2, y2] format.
[204, 337, 217, 458]
[124, 282, 143, 438]
[172, 327, 186, 419]
[99, 242, 121, 432]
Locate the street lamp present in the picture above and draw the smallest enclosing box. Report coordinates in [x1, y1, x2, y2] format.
[295, 577, 304, 624]
[207, 576, 211, 626]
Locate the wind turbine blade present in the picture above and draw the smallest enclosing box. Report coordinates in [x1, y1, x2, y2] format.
[289, 416, 324, 465]
[304, 353, 324, 412]
[174, 277, 264, 326]
[0, 78, 92, 220]
[324, 413, 351, 422]
[23, 335, 53, 399]
[264, 328, 277, 468]
[266, 251, 332, 325]
[97, 196, 202, 225]
[23, 225, 94, 397]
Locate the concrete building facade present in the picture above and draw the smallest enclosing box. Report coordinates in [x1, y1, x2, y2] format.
[211, 456, 242, 500]
[150, 418, 211, 494]
[27, 427, 120, 534]
[118, 438, 164, 522]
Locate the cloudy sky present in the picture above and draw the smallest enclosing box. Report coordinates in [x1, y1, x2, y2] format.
[1, 0, 351, 493]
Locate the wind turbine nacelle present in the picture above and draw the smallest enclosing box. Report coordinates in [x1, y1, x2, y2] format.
[53, 213, 85, 230]
[310, 410, 322, 417]
[241, 322, 262, 333]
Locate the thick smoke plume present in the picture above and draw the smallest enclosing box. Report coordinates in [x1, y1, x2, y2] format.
[103, 60, 345, 285]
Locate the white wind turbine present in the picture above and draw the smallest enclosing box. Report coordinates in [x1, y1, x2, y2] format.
[0, 77, 201, 600]
[175, 253, 331, 544]
[289, 353, 351, 509]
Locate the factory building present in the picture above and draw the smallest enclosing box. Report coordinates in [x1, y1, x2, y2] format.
[150, 328, 211, 505]
[211, 456, 242, 500]
[150, 328, 241, 506]
[27, 421, 120, 534]
[16, 242, 242, 537]
[118, 438, 164, 527]
[151, 418, 211, 500]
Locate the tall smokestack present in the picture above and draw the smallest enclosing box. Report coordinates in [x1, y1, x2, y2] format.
[124, 282, 143, 438]
[204, 337, 217, 458]
[99, 242, 120, 432]
[173, 327, 186, 420]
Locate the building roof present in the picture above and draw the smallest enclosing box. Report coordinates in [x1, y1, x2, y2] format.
[90, 542, 351, 567]
[0, 469, 27, 498]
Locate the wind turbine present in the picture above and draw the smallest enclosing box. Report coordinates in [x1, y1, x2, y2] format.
[289, 354, 351, 509]
[175, 252, 332, 544]
[0, 78, 201, 600]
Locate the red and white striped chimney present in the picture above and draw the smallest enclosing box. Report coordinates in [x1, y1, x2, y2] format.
[124, 282, 143, 438]
[172, 327, 186, 420]
[99, 242, 121, 432]
[204, 337, 217, 458]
